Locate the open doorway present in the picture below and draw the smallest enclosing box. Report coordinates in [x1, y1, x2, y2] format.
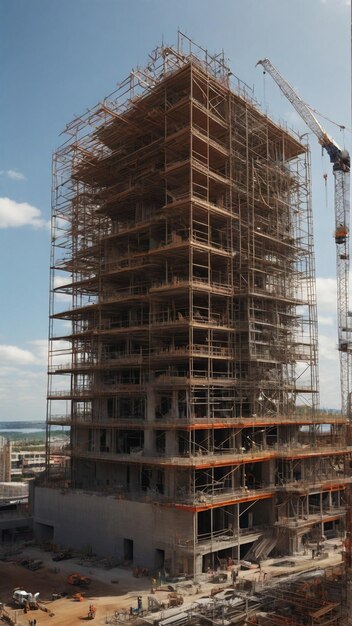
[123, 538, 134, 562]
[155, 548, 165, 569]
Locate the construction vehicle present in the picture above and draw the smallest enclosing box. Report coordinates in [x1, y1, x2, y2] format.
[13, 588, 39, 609]
[256, 58, 351, 418]
[168, 592, 184, 607]
[52, 550, 73, 561]
[20, 558, 43, 570]
[72, 592, 84, 602]
[67, 573, 91, 587]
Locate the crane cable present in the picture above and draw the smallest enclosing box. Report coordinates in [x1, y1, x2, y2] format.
[306, 104, 351, 135]
[262, 67, 351, 137]
[323, 171, 328, 211]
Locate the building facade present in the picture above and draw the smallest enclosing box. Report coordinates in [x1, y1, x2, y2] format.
[34, 35, 351, 575]
[0, 436, 11, 483]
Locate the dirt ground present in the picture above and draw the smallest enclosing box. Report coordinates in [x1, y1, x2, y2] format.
[0, 542, 345, 626]
[0, 546, 151, 626]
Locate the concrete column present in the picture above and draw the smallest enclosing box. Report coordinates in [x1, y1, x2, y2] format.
[234, 430, 241, 452]
[106, 428, 112, 452]
[165, 431, 177, 456]
[194, 553, 203, 576]
[172, 391, 178, 418]
[144, 430, 155, 455]
[241, 464, 246, 488]
[93, 429, 98, 452]
[261, 430, 266, 449]
[232, 467, 240, 490]
[165, 468, 175, 498]
[301, 460, 305, 480]
[207, 430, 211, 453]
[237, 504, 240, 564]
[129, 466, 140, 492]
[262, 459, 275, 486]
[146, 387, 156, 422]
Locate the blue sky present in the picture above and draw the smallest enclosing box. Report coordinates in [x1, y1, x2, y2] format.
[0, 0, 350, 419]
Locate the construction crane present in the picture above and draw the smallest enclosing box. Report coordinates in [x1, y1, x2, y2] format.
[256, 58, 351, 418]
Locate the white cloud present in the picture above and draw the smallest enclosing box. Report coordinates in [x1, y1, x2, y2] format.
[316, 277, 337, 313]
[53, 275, 71, 289]
[0, 340, 48, 420]
[315, 276, 341, 408]
[28, 338, 71, 368]
[0, 169, 26, 181]
[320, 0, 350, 5]
[319, 333, 337, 362]
[0, 197, 49, 229]
[0, 337, 72, 420]
[53, 274, 72, 303]
[0, 369, 47, 418]
[0, 339, 50, 367]
[7, 170, 26, 181]
[318, 315, 334, 326]
[0, 344, 37, 365]
[27, 339, 48, 364]
[0, 365, 24, 377]
[318, 332, 341, 409]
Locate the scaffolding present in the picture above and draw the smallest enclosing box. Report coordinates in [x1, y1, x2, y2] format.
[45, 32, 352, 576]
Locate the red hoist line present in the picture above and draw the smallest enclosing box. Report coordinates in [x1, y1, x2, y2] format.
[256, 59, 351, 419]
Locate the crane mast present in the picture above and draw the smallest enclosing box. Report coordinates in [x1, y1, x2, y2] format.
[256, 59, 351, 418]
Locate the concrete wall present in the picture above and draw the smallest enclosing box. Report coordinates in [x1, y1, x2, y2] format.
[0, 482, 29, 499]
[34, 487, 193, 572]
[0, 506, 33, 543]
[0, 513, 33, 534]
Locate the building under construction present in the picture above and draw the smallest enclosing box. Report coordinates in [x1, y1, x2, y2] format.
[34, 34, 352, 577]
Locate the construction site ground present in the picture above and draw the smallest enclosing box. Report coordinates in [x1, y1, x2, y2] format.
[0, 541, 344, 625]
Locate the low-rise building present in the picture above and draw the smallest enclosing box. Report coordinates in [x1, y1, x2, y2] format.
[11, 449, 46, 478]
